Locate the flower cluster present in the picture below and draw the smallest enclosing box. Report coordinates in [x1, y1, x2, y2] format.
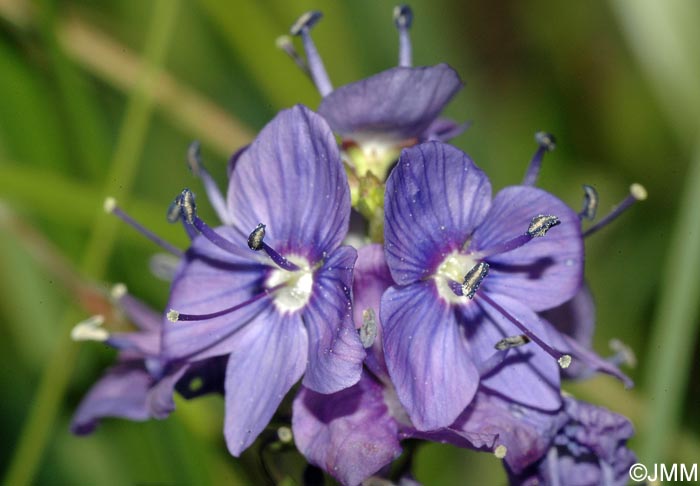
[72, 5, 644, 485]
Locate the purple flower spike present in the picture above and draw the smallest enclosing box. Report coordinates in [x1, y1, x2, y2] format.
[508, 397, 637, 486]
[162, 105, 365, 456]
[382, 141, 584, 430]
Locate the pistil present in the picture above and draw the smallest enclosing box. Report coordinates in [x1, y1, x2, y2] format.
[291, 11, 333, 97]
[393, 5, 413, 67]
[583, 183, 647, 238]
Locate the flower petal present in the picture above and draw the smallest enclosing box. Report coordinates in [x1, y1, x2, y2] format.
[318, 65, 462, 141]
[147, 363, 188, 419]
[384, 142, 492, 285]
[472, 186, 583, 311]
[292, 374, 402, 486]
[162, 227, 268, 361]
[352, 244, 394, 377]
[71, 363, 152, 435]
[382, 282, 479, 430]
[224, 310, 307, 456]
[466, 294, 562, 411]
[227, 105, 350, 260]
[302, 246, 365, 394]
[540, 284, 595, 348]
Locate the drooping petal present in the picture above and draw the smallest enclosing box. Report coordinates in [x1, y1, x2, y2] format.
[384, 142, 492, 285]
[450, 390, 566, 473]
[540, 284, 595, 348]
[71, 363, 152, 435]
[302, 246, 364, 394]
[471, 186, 583, 311]
[466, 294, 562, 411]
[162, 227, 267, 361]
[420, 117, 470, 142]
[352, 244, 394, 377]
[147, 362, 188, 419]
[292, 374, 402, 486]
[224, 310, 308, 456]
[318, 65, 463, 141]
[227, 105, 350, 261]
[382, 282, 479, 430]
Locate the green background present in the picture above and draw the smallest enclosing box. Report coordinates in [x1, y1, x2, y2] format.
[1, 0, 698, 484]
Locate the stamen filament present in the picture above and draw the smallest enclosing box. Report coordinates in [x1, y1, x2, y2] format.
[168, 284, 283, 322]
[393, 5, 413, 67]
[191, 216, 252, 259]
[105, 198, 183, 257]
[477, 292, 571, 369]
[522, 132, 556, 186]
[583, 183, 647, 238]
[470, 234, 532, 259]
[276, 35, 311, 77]
[187, 141, 234, 225]
[291, 11, 333, 96]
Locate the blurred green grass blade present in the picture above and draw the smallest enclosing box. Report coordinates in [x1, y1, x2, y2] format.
[0, 40, 70, 169]
[610, 0, 700, 465]
[196, 0, 317, 109]
[3, 1, 182, 484]
[37, 0, 111, 180]
[0, 162, 187, 248]
[639, 142, 700, 463]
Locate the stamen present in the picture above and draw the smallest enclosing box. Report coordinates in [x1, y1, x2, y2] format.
[494, 445, 508, 459]
[247, 223, 301, 272]
[177, 189, 251, 259]
[527, 214, 560, 237]
[360, 308, 378, 348]
[609, 338, 637, 368]
[494, 334, 531, 351]
[290, 11, 333, 97]
[71, 315, 108, 342]
[277, 426, 293, 444]
[522, 132, 556, 186]
[579, 184, 599, 220]
[168, 285, 281, 322]
[393, 5, 413, 67]
[275, 35, 311, 77]
[470, 215, 559, 260]
[104, 197, 183, 257]
[582, 183, 647, 238]
[462, 262, 489, 299]
[166, 193, 197, 240]
[186, 141, 234, 225]
[149, 253, 180, 281]
[477, 293, 571, 368]
[110, 283, 128, 300]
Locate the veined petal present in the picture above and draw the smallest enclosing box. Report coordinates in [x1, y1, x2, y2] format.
[472, 186, 583, 311]
[71, 363, 152, 435]
[147, 363, 188, 419]
[382, 282, 479, 430]
[292, 374, 402, 486]
[227, 105, 350, 260]
[352, 244, 394, 377]
[318, 64, 462, 141]
[162, 227, 267, 361]
[468, 294, 562, 411]
[384, 142, 492, 285]
[302, 246, 364, 394]
[224, 312, 307, 456]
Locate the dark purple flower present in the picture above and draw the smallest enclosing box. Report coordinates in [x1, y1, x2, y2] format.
[382, 141, 584, 430]
[71, 287, 191, 434]
[507, 397, 637, 486]
[285, 8, 464, 180]
[162, 105, 365, 456]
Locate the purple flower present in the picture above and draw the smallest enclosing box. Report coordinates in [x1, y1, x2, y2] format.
[70, 287, 194, 434]
[382, 141, 584, 430]
[162, 105, 365, 456]
[284, 8, 464, 180]
[507, 398, 637, 486]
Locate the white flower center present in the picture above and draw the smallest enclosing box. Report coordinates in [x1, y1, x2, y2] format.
[434, 250, 477, 304]
[265, 255, 314, 313]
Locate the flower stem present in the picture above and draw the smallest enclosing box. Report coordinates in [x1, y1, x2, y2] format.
[3, 1, 180, 484]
